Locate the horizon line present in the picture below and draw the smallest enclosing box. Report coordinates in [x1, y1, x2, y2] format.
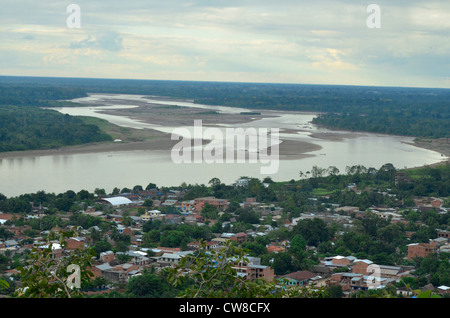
[0, 74, 449, 91]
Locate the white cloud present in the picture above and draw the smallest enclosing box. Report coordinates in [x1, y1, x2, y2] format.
[0, 0, 448, 88]
[69, 30, 123, 51]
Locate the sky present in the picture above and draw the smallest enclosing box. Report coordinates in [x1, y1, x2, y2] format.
[1, 0, 449, 88]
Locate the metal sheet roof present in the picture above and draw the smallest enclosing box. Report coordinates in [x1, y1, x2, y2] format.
[101, 196, 132, 206]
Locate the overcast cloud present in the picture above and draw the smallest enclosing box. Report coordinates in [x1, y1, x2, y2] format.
[0, 0, 449, 87]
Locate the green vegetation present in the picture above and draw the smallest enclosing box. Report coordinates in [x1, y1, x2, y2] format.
[0, 78, 114, 152]
[0, 81, 86, 107]
[0, 105, 112, 152]
[15, 230, 96, 298]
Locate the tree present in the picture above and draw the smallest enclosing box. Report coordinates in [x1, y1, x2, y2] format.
[293, 218, 333, 247]
[0, 278, 9, 293]
[208, 177, 221, 187]
[133, 185, 143, 194]
[143, 229, 160, 245]
[93, 241, 112, 257]
[327, 166, 340, 176]
[143, 199, 153, 207]
[126, 269, 178, 298]
[290, 235, 307, 258]
[272, 252, 295, 275]
[377, 163, 396, 183]
[311, 165, 326, 179]
[94, 188, 106, 196]
[145, 182, 157, 190]
[15, 231, 95, 298]
[200, 203, 219, 220]
[77, 189, 92, 200]
[326, 285, 344, 298]
[160, 230, 187, 248]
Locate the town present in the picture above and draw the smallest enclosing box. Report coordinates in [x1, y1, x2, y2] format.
[0, 163, 449, 298]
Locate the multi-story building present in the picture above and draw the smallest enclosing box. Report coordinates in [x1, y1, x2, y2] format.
[407, 242, 438, 260]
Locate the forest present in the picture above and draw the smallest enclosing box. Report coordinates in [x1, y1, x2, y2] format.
[0, 106, 112, 152]
[0, 77, 112, 152]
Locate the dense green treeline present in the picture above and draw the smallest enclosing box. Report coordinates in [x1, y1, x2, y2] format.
[0, 106, 112, 152]
[0, 84, 86, 107]
[0, 77, 113, 152]
[312, 108, 449, 138]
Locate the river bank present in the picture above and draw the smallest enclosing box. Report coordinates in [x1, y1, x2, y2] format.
[407, 138, 450, 168]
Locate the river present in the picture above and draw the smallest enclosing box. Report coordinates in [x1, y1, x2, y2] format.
[0, 94, 445, 197]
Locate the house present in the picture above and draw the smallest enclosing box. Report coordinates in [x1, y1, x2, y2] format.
[4, 239, 19, 249]
[377, 265, 407, 279]
[267, 244, 285, 253]
[328, 272, 393, 292]
[162, 199, 178, 207]
[231, 257, 275, 282]
[219, 232, 247, 244]
[234, 178, 249, 187]
[246, 264, 274, 282]
[407, 242, 438, 260]
[194, 196, 229, 212]
[281, 271, 318, 287]
[100, 251, 115, 263]
[352, 259, 373, 274]
[319, 255, 356, 270]
[437, 285, 450, 295]
[211, 237, 228, 246]
[116, 225, 133, 236]
[243, 197, 260, 208]
[184, 214, 204, 224]
[430, 198, 444, 208]
[98, 264, 127, 284]
[92, 263, 113, 278]
[0, 213, 13, 225]
[66, 237, 86, 250]
[180, 200, 195, 213]
[187, 241, 220, 250]
[140, 209, 163, 222]
[229, 232, 247, 244]
[157, 251, 193, 267]
[93, 261, 141, 284]
[437, 230, 450, 241]
[156, 247, 181, 254]
[331, 255, 353, 267]
[127, 250, 151, 266]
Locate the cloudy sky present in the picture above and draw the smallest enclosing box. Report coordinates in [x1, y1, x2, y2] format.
[1, 1, 449, 88]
